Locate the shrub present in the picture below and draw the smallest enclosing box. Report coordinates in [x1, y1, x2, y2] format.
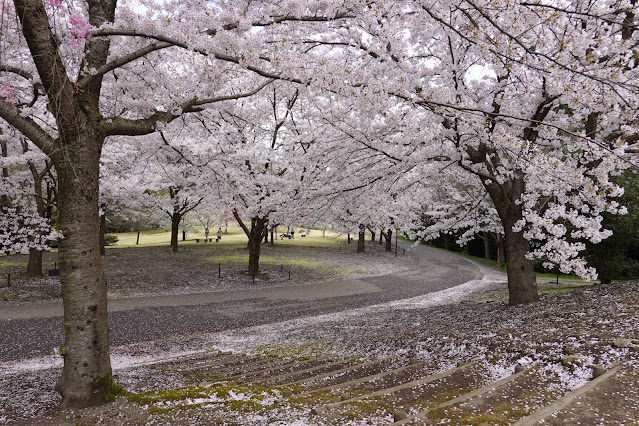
[104, 234, 119, 246]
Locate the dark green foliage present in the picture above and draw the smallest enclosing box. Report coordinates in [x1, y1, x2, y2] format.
[585, 169, 639, 283]
[103, 234, 119, 246]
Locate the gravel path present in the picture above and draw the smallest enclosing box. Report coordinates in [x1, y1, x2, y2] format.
[0, 242, 484, 362]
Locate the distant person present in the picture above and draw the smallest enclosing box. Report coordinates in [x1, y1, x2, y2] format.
[290, 228, 295, 239]
[216, 227, 222, 242]
[205, 227, 210, 239]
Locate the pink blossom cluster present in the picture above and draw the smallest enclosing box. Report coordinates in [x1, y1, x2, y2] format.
[67, 12, 91, 50]
[44, 0, 63, 7]
[0, 85, 16, 104]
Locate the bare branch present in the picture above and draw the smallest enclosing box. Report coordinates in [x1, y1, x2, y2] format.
[0, 100, 56, 156]
[76, 41, 172, 91]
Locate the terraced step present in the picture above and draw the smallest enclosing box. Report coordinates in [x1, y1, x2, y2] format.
[250, 357, 358, 386]
[158, 349, 620, 425]
[513, 365, 623, 426]
[310, 362, 480, 420]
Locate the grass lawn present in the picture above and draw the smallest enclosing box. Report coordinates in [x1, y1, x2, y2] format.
[109, 227, 349, 249]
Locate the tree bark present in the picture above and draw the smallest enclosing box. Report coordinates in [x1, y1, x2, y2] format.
[484, 176, 539, 305]
[26, 248, 43, 277]
[52, 131, 112, 408]
[247, 217, 266, 276]
[495, 233, 505, 267]
[385, 229, 392, 252]
[270, 229, 274, 245]
[370, 229, 375, 242]
[357, 224, 366, 253]
[170, 212, 180, 253]
[483, 231, 490, 259]
[136, 230, 140, 245]
[503, 222, 539, 305]
[233, 211, 267, 277]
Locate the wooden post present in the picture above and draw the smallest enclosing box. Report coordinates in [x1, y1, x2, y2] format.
[288, 270, 291, 280]
[218, 263, 221, 278]
[6, 274, 10, 287]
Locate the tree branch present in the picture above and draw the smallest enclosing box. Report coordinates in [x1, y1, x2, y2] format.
[0, 100, 56, 156]
[102, 79, 273, 137]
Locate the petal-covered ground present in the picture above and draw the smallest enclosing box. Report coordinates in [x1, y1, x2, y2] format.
[1, 244, 637, 424]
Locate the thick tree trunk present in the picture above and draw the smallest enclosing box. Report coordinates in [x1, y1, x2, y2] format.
[385, 229, 392, 252]
[379, 230, 383, 245]
[26, 248, 43, 277]
[503, 224, 539, 305]
[484, 176, 539, 305]
[270, 230, 274, 246]
[53, 133, 112, 408]
[370, 229, 375, 242]
[357, 224, 366, 253]
[170, 213, 180, 253]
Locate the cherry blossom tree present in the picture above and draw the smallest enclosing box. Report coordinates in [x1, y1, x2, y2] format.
[1, 0, 636, 409]
[0, 0, 273, 406]
[0, 128, 59, 261]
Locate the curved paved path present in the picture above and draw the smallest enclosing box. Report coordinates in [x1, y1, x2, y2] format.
[0, 244, 483, 362]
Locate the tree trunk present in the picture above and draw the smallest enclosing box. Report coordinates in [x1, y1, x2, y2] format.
[483, 231, 491, 259]
[136, 230, 140, 245]
[270, 229, 274, 246]
[26, 248, 43, 277]
[233, 211, 267, 277]
[52, 132, 112, 408]
[264, 230, 268, 243]
[357, 224, 366, 253]
[370, 229, 375, 242]
[170, 213, 180, 253]
[247, 217, 266, 277]
[495, 233, 505, 267]
[385, 229, 392, 252]
[503, 224, 539, 305]
[182, 230, 186, 241]
[99, 208, 106, 256]
[484, 177, 539, 305]
[379, 230, 383, 245]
